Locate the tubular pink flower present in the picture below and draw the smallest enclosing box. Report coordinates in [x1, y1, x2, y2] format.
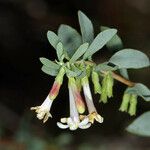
[49, 67, 65, 100]
[49, 81, 61, 100]
[74, 90, 85, 114]
[31, 67, 65, 123]
[71, 78, 85, 114]
[57, 78, 91, 130]
[82, 76, 103, 124]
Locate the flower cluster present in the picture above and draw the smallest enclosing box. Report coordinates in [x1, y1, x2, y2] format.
[31, 64, 107, 130]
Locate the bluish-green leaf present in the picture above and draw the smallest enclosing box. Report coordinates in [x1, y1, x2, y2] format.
[78, 11, 94, 44]
[47, 31, 60, 49]
[39, 57, 60, 70]
[109, 49, 150, 69]
[100, 26, 123, 51]
[126, 111, 150, 137]
[58, 24, 82, 58]
[126, 83, 150, 101]
[65, 68, 81, 77]
[119, 68, 129, 79]
[95, 62, 118, 72]
[100, 26, 129, 78]
[56, 42, 64, 61]
[83, 29, 117, 59]
[41, 65, 58, 76]
[70, 43, 89, 63]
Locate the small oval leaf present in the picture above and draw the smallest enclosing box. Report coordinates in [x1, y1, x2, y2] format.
[39, 57, 60, 70]
[83, 29, 117, 59]
[41, 66, 58, 76]
[109, 49, 150, 69]
[126, 111, 150, 137]
[47, 31, 60, 49]
[100, 26, 123, 51]
[95, 62, 118, 72]
[58, 24, 82, 58]
[56, 42, 64, 61]
[78, 11, 94, 44]
[70, 43, 89, 63]
[65, 68, 80, 77]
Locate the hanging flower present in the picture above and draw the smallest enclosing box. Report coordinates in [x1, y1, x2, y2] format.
[57, 77, 91, 130]
[81, 76, 104, 124]
[30, 95, 53, 123]
[31, 67, 65, 123]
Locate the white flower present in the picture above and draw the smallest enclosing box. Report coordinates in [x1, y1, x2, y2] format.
[82, 76, 103, 124]
[57, 85, 91, 130]
[30, 95, 53, 123]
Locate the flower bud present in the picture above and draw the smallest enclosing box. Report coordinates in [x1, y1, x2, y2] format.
[128, 94, 137, 116]
[106, 73, 114, 98]
[92, 71, 102, 94]
[100, 76, 108, 103]
[119, 93, 131, 112]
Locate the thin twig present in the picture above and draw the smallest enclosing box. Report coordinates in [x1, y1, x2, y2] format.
[80, 60, 136, 87]
[101, 71, 135, 87]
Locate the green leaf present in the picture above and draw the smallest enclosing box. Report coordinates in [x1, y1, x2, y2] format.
[65, 68, 81, 77]
[70, 43, 89, 63]
[56, 42, 64, 61]
[83, 29, 117, 59]
[47, 31, 60, 49]
[41, 65, 58, 76]
[126, 83, 150, 101]
[100, 27, 129, 79]
[109, 49, 150, 69]
[58, 24, 82, 58]
[100, 26, 123, 51]
[126, 111, 150, 137]
[95, 62, 118, 72]
[119, 68, 129, 79]
[39, 57, 60, 70]
[78, 11, 94, 44]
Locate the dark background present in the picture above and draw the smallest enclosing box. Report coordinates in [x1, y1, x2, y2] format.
[0, 0, 150, 149]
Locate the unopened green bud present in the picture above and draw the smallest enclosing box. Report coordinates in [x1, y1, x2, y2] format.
[100, 76, 108, 103]
[128, 94, 137, 116]
[92, 71, 101, 94]
[106, 73, 114, 98]
[119, 93, 131, 112]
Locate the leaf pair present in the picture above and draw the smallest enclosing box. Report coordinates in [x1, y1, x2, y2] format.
[40, 58, 60, 76]
[78, 11, 117, 59]
[47, 31, 64, 61]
